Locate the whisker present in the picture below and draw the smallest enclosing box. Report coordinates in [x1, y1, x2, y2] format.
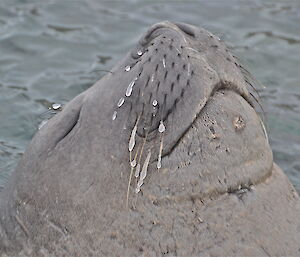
[89, 69, 113, 74]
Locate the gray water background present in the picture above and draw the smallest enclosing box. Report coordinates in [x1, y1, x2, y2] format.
[0, 0, 299, 192]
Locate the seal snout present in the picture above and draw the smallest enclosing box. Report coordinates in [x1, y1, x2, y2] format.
[173, 22, 196, 38]
[139, 21, 196, 47]
[112, 21, 262, 180]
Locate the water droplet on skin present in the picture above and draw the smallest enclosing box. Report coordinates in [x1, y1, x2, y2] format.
[112, 111, 117, 120]
[131, 160, 137, 167]
[137, 50, 143, 56]
[163, 58, 166, 68]
[158, 121, 165, 133]
[152, 99, 158, 107]
[117, 97, 125, 107]
[140, 151, 151, 181]
[129, 123, 138, 152]
[157, 159, 161, 169]
[126, 87, 133, 97]
[134, 163, 141, 178]
[137, 179, 144, 188]
[135, 145, 151, 194]
[151, 74, 155, 82]
[125, 66, 131, 71]
[126, 81, 135, 97]
[52, 103, 61, 110]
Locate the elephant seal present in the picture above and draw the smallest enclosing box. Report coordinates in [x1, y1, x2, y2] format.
[0, 21, 299, 257]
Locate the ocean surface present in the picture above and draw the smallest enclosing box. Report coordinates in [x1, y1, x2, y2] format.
[0, 0, 299, 192]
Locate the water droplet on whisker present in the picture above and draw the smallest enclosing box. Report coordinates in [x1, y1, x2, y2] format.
[162, 58, 166, 68]
[134, 163, 141, 178]
[131, 159, 137, 168]
[137, 50, 143, 56]
[152, 99, 158, 107]
[158, 121, 165, 133]
[140, 151, 151, 181]
[157, 137, 163, 169]
[157, 158, 161, 169]
[125, 65, 131, 72]
[129, 122, 138, 152]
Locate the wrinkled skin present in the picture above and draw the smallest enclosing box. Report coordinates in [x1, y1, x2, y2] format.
[0, 22, 299, 257]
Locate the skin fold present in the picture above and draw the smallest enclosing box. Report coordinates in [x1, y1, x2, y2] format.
[0, 21, 299, 257]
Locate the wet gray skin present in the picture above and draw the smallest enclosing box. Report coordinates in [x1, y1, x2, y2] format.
[0, 21, 300, 257]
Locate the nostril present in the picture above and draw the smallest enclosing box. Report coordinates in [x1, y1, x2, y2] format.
[140, 22, 171, 46]
[174, 22, 196, 37]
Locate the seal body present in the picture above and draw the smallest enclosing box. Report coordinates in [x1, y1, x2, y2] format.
[0, 22, 299, 257]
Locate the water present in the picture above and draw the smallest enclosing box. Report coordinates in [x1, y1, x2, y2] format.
[0, 0, 299, 193]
